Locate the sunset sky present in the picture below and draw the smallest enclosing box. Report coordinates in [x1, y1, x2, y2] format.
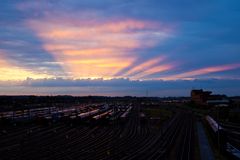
[0, 0, 240, 96]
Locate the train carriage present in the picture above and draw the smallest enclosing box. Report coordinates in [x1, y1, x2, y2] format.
[204, 115, 227, 152]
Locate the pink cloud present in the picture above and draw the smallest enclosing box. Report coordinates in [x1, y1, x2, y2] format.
[162, 63, 240, 80]
[122, 56, 166, 77]
[132, 64, 175, 79]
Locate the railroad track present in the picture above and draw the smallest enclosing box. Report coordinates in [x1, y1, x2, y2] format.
[124, 113, 183, 160]
[176, 113, 194, 160]
[0, 107, 196, 160]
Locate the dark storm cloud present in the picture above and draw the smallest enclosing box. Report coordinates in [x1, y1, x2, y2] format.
[1, 78, 239, 96]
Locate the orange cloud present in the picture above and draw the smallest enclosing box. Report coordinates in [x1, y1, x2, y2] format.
[0, 51, 52, 81]
[27, 16, 172, 79]
[62, 49, 113, 56]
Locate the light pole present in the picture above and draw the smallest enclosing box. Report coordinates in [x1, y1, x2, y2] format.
[216, 104, 220, 160]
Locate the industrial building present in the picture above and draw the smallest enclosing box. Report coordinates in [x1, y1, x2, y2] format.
[191, 89, 229, 106]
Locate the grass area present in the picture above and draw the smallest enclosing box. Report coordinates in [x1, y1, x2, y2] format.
[142, 107, 173, 129]
[177, 104, 209, 116]
[179, 104, 240, 123]
[143, 107, 172, 119]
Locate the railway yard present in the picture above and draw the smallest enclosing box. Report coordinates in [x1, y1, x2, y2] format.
[0, 102, 239, 160]
[0, 103, 196, 160]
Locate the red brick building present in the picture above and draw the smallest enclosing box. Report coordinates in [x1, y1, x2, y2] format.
[191, 89, 212, 105]
[191, 89, 228, 106]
